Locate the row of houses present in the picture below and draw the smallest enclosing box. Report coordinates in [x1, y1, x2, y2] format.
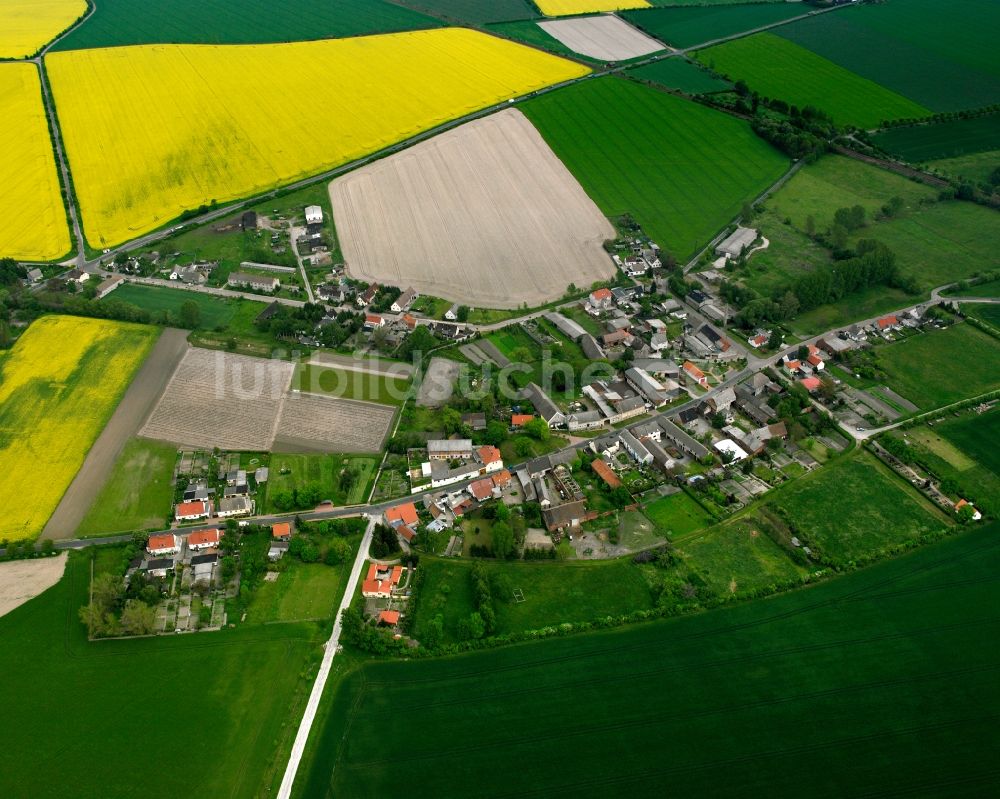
[175, 495, 254, 522]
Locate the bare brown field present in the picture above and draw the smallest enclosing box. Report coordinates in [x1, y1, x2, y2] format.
[140, 348, 294, 451]
[0, 553, 67, 619]
[330, 109, 615, 309]
[538, 15, 665, 61]
[274, 392, 393, 454]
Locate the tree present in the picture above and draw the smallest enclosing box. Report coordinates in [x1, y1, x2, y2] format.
[178, 299, 201, 329]
[118, 600, 158, 636]
[370, 524, 401, 559]
[780, 290, 799, 320]
[456, 305, 470, 323]
[484, 420, 508, 447]
[422, 614, 444, 649]
[514, 437, 533, 458]
[442, 408, 463, 436]
[220, 556, 237, 582]
[609, 486, 633, 509]
[523, 418, 550, 442]
[491, 521, 514, 560]
[767, 330, 782, 350]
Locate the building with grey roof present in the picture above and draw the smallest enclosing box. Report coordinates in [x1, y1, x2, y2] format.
[659, 418, 709, 460]
[715, 226, 757, 259]
[545, 312, 587, 341]
[523, 383, 565, 427]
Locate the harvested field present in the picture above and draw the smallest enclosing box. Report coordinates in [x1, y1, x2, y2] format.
[140, 348, 293, 451]
[0, 554, 67, 619]
[417, 358, 460, 407]
[274, 393, 393, 454]
[330, 109, 615, 309]
[538, 15, 664, 61]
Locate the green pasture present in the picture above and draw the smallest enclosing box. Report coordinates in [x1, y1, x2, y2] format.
[872, 114, 1000, 162]
[695, 33, 930, 129]
[265, 453, 379, 511]
[396, 0, 537, 24]
[101, 283, 241, 329]
[928, 149, 1000, 187]
[641, 490, 713, 539]
[521, 76, 788, 261]
[246, 555, 357, 624]
[623, 3, 808, 50]
[627, 57, 730, 94]
[77, 438, 177, 536]
[936, 405, 1000, 478]
[293, 363, 411, 406]
[53, 0, 441, 50]
[298, 526, 1000, 798]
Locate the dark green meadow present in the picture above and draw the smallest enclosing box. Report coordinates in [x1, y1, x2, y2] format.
[871, 113, 1000, 162]
[0, 551, 326, 798]
[627, 57, 731, 94]
[296, 525, 1000, 798]
[54, 0, 441, 50]
[623, 2, 808, 50]
[396, 0, 538, 25]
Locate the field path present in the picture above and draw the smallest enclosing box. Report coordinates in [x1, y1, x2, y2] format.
[40, 328, 190, 541]
[278, 515, 375, 799]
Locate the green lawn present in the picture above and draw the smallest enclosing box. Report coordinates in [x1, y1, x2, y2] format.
[265, 453, 379, 511]
[937, 405, 1000, 478]
[642, 490, 714, 539]
[928, 149, 1000, 187]
[298, 526, 1000, 798]
[968, 304, 1000, 329]
[871, 114, 1000, 162]
[948, 278, 1000, 298]
[293, 363, 411, 406]
[101, 283, 242, 329]
[0, 550, 323, 798]
[628, 57, 731, 95]
[695, 33, 930, 129]
[623, 3, 808, 50]
[77, 438, 176, 536]
[520, 76, 789, 261]
[876, 323, 1000, 410]
[246, 557, 355, 624]
[412, 557, 655, 644]
[53, 0, 441, 50]
[766, 450, 951, 566]
[775, 0, 1000, 113]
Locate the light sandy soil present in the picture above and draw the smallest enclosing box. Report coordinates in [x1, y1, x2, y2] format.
[538, 15, 665, 61]
[0, 553, 67, 619]
[41, 329, 189, 542]
[330, 109, 615, 309]
[309, 351, 414, 378]
[417, 357, 460, 408]
[274, 392, 393, 453]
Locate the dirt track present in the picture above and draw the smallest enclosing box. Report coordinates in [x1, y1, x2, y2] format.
[40, 329, 190, 541]
[538, 15, 665, 61]
[330, 109, 615, 309]
[0, 553, 68, 618]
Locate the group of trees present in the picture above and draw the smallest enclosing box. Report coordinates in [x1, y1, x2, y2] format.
[370, 523, 401, 559]
[269, 482, 327, 512]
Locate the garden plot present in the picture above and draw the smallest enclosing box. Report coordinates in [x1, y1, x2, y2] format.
[274, 392, 393, 453]
[330, 109, 615, 309]
[537, 15, 664, 61]
[140, 348, 294, 450]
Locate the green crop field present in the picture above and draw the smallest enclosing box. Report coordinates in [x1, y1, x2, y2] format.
[102, 283, 242, 329]
[871, 114, 1000, 162]
[649, 0, 789, 5]
[77, 438, 176, 536]
[412, 557, 655, 644]
[520, 77, 788, 261]
[396, 0, 537, 24]
[292, 363, 411, 406]
[949, 278, 1000, 298]
[627, 57, 730, 94]
[876, 323, 1000, 410]
[765, 450, 951, 565]
[695, 33, 930, 129]
[642, 490, 713, 538]
[938, 405, 1000, 478]
[0, 550, 324, 798]
[53, 0, 441, 50]
[776, 0, 1000, 113]
[265, 453, 379, 511]
[487, 20, 597, 62]
[246, 556, 357, 624]
[623, 3, 808, 49]
[968, 304, 1000, 329]
[297, 526, 1000, 798]
[928, 149, 1000, 187]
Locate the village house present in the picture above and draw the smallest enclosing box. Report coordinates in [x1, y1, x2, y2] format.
[361, 564, 403, 599]
[216, 496, 253, 518]
[876, 315, 901, 333]
[748, 331, 770, 349]
[625, 366, 668, 407]
[175, 500, 211, 522]
[619, 429, 653, 465]
[427, 439, 474, 461]
[94, 275, 125, 299]
[187, 528, 221, 551]
[566, 410, 605, 431]
[356, 284, 379, 307]
[462, 412, 487, 431]
[542, 499, 587, 533]
[364, 313, 385, 330]
[66, 268, 89, 284]
[659, 418, 710, 461]
[511, 413, 534, 428]
[144, 558, 175, 578]
[304, 205, 323, 225]
[591, 458, 621, 489]
[391, 287, 418, 313]
[683, 361, 709, 388]
[445, 303, 460, 321]
[272, 522, 292, 541]
[228, 272, 280, 292]
[588, 287, 614, 312]
[26, 267, 43, 284]
[523, 383, 565, 428]
[147, 534, 180, 557]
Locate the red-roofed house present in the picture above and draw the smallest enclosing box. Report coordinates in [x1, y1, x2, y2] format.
[511, 414, 534, 427]
[784, 359, 801, 374]
[492, 470, 513, 490]
[877, 315, 900, 331]
[272, 522, 292, 540]
[683, 361, 708, 388]
[591, 458, 622, 489]
[147, 533, 180, 557]
[477, 445, 503, 473]
[955, 499, 982, 521]
[807, 353, 825, 370]
[469, 478, 495, 501]
[175, 500, 211, 521]
[589, 287, 613, 311]
[365, 313, 385, 329]
[748, 332, 768, 349]
[378, 610, 400, 626]
[188, 528, 221, 551]
[384, 502, 419, 529]
[401, 313, 417, 331]
[361, 563, 403, 598]
[800, 377, 822, 392]
[397, 525, 417, 542]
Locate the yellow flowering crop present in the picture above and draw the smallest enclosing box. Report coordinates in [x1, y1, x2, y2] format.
[0, 64, 71, 261]
[0, 0, 86, 58]
[535, 0, 650, 16]
[46, 28, 589, 249]
[0, 317, 158, 541]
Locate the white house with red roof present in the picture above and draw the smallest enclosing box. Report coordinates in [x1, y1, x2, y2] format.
[800, 376, 823, 393]
[147, 533, 180, 557]
[588, 287, 613, 312]
[876, 315, 900, 332]
[384, 501, 418, 529]
[175, 500, 211, 522]
[477, 445, 503, 474]
[364, 313, 385, 330]
[683, 360, 708, 388]
[361, 564, 404, 599]
[187, 528, 221, 551]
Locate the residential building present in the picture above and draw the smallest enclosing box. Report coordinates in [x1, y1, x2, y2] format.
[216, 496, 253, 518]
[361, 564, 404, 599]
[95, 275, 125, 299]
[364, 313, 385, 329]
[304, 205, 323, 225]
[147, 534, 180, 557]
[591, 458, 621, 489]
[391, 287, 417, 313]
[357, 284, 379, 307]
[566, 410, 605, 431]
[625, 367, 668, 406]
[187, 528, 221, 551]
[272, 522, 292, 541]
[427, 439, 474, 461]
[228, 272, 279, 292]
[542, 499, 587, 532]
[683, 361, 709, 388]
[478, 445, 504, 473]
[511, 414, 534, 427]
[588, 287, 614, 311]
[191, 553, 219, 581]
[524, 383, 565, 427]
[619, 429, 653, 465]
[144, 558, 175, 578]
[659, 418, 710, 460]
[462, 412, 487, 431]
[66, 268, 89, 284]
[444, 303, 460, 321]
[175, 500, 211, 522]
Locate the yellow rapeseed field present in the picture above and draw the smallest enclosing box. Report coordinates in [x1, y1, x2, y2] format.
[0, 64, 71, 261]
[46, 28, 590, 248]
[0, 316, 157, 541]
[535, 0, 650, 16]
[0, 0, 86, 58]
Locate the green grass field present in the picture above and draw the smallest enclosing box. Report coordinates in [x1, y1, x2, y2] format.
[776, 0, 1000, 113]
[627, 57, 730, 94]
[968, 304, 1000, 329]
[642, 490, 714, 538]
[293, 363, 411, 406]
[928, 149, 1000, 186]
[948, 278, 1000, 298]
[937, 405, 1000, 478]
[0, 550, 323, 798]
[623, 3, 808, 49]
[297, 525, 1000, 797]
[766, 450, 951, 565]
[53, 0, 441, 50]
[76, 438, 176, 536]
[412, 557, 655, 644]
[265, 453, 379, 511]
[871, 114, 1000, 162]
[695, 33, 930, 129]
[102, 283, 242, 329]
[397, 0, 537, 24]
[521, 76, 788, 261]
[246, 557, 355, 624]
